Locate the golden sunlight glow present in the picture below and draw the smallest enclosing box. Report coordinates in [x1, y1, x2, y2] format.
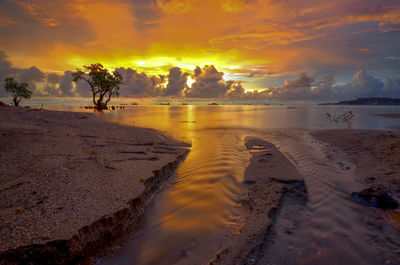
[67, 52, 245, 76]
[1, 0, 399, 95]
[186, 76, 195, 87]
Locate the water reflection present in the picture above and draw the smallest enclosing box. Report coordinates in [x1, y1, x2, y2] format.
[98, 105, 400, 136]
[91, 105, 400, 265]
[44, 105, 400, 264]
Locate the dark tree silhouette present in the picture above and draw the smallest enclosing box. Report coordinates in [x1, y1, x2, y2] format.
[72, 63, 123, 110]
[4, 77, 32, 106]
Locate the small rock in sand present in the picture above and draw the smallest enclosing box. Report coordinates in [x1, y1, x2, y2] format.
[351, 188, 399, 209]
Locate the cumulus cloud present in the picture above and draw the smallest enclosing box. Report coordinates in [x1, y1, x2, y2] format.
[18, 66, 45, 87]
[117, 67, 165, 97]
[0, 52, 47, 97]
[164, 67, 189, 96]
[255, 70, 400, 102]
[1, 48, 399, 102]
[262, 73, 315, 100]
[226, 81, 246, 99]
[0, 51, 15, 97]
[185, 65, 232, 98]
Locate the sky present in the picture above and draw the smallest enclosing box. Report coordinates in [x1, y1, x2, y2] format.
[0, 0, 399, 102]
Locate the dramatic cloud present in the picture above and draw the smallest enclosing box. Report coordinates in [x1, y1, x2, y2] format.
[0, 0, 398, 85]
[18, 66, 45, 87]
[254, 70, 400, 102]
[185, 65, 232, 98]
[262, 73, 315, 101]
[1, 48, 399, 102]
[0, 52, 46, 97]
[116, 67, 165, 97]
[164, 67, 189, 96]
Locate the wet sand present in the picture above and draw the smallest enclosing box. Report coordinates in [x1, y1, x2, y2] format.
[0, 107, 189, 264]
[94, 107, 400, 265]
[210, 136, 307, 265]
[1, 104, 400, 265]
[312, 130, 400, 199]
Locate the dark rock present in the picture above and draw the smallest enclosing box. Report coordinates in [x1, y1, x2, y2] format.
[351, 188, 399, 209]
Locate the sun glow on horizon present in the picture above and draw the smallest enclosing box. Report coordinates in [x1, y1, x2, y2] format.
[0, 0, 399, 100]
[66, 52, 246, 75]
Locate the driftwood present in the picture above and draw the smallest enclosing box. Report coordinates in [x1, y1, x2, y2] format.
[326, 107, 354, 123]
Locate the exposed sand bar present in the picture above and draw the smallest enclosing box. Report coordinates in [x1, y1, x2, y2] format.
[212, 130, 400, 265]
[312, 129, 400, 200]
[0, 107, 189, 264]
[210, 136, 307, 265]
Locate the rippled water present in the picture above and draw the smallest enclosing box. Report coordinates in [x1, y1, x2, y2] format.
[257, 130, 400, 265]
[49, 105, 400, 264]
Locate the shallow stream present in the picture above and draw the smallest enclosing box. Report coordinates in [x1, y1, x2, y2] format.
[50, 105, 400, 265]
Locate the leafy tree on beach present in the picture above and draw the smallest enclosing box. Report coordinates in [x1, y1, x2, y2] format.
[71, 63, 123, 110]
[4, 77, 32, 106]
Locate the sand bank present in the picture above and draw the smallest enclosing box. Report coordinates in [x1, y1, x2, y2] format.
[312, 130, 400, 200]
[0, 107, 189, 264]
[210, 136, 307, 265]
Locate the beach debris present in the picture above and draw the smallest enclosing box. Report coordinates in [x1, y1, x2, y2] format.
[326, 107, 354, 123]
[351, 188, 399, 209]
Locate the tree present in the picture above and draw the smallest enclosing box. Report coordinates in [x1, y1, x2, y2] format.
[4, 77, 32, 106]
[71, 63, 123, 110]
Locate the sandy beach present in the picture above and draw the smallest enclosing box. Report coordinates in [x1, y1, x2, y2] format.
[1, 105, 400, 265]
[312, 129, 400, 200]
[0, 106, 189, 264]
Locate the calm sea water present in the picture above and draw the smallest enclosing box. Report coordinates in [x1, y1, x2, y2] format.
[50, 104, 400, 134]
[50, 105, 400, 265]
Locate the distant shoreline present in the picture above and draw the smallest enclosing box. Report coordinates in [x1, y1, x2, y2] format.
[320, 97, 400, 105]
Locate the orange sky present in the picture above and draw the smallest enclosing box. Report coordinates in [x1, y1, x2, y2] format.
[0, 0, 399, 100]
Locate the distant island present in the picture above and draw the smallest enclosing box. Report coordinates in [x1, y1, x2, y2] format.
[320, 97, 400, 105]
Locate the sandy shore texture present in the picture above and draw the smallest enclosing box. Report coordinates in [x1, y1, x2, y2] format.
[210, 136, 307, 265]
[312, 130, 400, 200]
[0, 106, 189, 264]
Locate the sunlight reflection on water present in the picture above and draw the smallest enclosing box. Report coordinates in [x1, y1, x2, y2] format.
[48, 104, 400, 264]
